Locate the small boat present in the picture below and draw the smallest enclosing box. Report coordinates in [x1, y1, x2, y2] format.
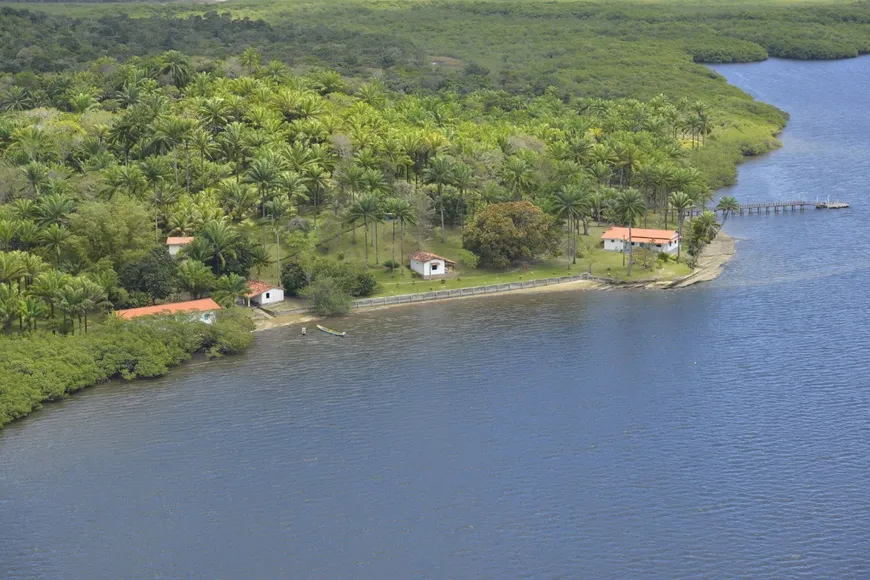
[317, 324, 346, 337]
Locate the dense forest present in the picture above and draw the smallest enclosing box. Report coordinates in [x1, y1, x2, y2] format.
[0, 9, 422, 76]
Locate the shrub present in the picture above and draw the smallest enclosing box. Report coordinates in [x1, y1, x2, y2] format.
[348, 268, 379, 297]
[205, 308, 255, 357]
[383, 259, 400, 271]
[457, 248, 479, 269]
[283, 258, 380, 298]
[280, 260, 310, 296]
[0, 313, 255, 428]
[301, 276, 352, 316]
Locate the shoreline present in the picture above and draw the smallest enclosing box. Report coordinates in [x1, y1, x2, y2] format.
[253, 231, 736, 332]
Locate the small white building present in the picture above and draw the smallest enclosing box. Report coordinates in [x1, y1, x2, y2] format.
[166, 236, 195, 256]
[245, 280, 284, 306]
[601, 227, 680, 255]
[410, 251, 455, 279]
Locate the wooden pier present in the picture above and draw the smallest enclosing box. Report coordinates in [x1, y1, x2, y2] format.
[686, 199, 849, 217]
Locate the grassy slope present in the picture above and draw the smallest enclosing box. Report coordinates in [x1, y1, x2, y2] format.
[250, 215, 692, 296]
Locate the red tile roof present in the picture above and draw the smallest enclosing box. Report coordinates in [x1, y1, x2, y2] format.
[115, 298, 220, 320]
[166, 237, 194, 246]
[410, 251, 446, 263]
[245, 280, 282, 297]
[601, 227, 679, 245]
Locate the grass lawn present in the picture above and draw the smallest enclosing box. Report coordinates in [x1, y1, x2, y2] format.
[256, 216, 692, 297]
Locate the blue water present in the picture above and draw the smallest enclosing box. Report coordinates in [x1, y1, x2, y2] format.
[3, 58, 870, 579]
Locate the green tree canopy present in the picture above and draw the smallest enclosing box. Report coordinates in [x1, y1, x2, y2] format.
[462, 201, 561, 269]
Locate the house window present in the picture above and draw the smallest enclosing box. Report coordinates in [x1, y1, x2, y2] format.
[656, 244, 661, 248]
[431, 263, 439, 271]
[265, 292, 270, 299]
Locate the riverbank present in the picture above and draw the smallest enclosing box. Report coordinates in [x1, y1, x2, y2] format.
[253, 232, 736, 332]
[0, 310, 254, 429]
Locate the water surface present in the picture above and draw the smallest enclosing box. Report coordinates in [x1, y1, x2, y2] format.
[3, 58, 870, 578]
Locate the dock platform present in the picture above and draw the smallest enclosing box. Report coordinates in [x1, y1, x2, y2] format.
[686, 199, 850, 217]
[816, 201, 850, 209]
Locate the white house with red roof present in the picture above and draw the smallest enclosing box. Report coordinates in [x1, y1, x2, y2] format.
[245, 280, 284, 306]
[601, 227, 680, 255]
[116, 298, 221, 324]
[410, 251, 455, 279]
[166, 236, 195, 256]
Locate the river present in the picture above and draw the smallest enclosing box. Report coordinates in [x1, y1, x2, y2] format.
[2, 58, 870, 579]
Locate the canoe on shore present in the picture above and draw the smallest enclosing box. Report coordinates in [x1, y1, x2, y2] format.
[317, 325, 346, 337]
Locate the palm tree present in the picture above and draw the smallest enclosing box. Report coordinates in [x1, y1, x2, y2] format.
[301, 164, 330, 227]
[9, 198, 39, 220]
[21, 162, 50, 197]
[199, 220, 240, 275]
[153, 116, 196, 189]
[0, 283, 17, 331]
[36, 194, 76, 227]
[614, 188, 647, 277]
[18, 296, 46, 332]
[198, 97, 228, 135]
[0, 219, 17, 251]
[141, 157, 174, 239]
[277, 171, 309, 212]
[692, 211, 720, 245]
[1, 86, 32, 112]
[191, 128, 217, 177]
[218, 122, 249, 176]
[176, 260, 216, 299]
[101, 164, 147, 200]
[0, 252, 25, 292]
[668, 191, 694, 261]
[249, 244, 272, 279]
[39, 224, 71, 265]
[264, 197, 294, 281]
[56, 282, 86, 335]
[345, 196, 382, 268]
[18, 252, 45, 292]
[240, 48, 262, 75]
[391, 199, 416, 276]
[160, 50, 192, 88]
[549, 185, 588, 265]
[382, 198, 405, 276]
[212, 274, 250, 308]
[77, 278, 108, 333]
[716, 196, 740, 222]
[219, 182, 257, 223]
[246, 156, 281, 247]
[451, 161, 476, 226]
[501, 156, 533, 201]
[29, 270, 69, 323]
[423, 154, 455, 243]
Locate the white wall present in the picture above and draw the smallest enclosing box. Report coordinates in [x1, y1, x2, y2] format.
[410, 258, 446, 278]
[250, 288, 284, 305]
[603, 239, 625, 252]
[603, 238, 679, 254]
[168, 244, 183, 256]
